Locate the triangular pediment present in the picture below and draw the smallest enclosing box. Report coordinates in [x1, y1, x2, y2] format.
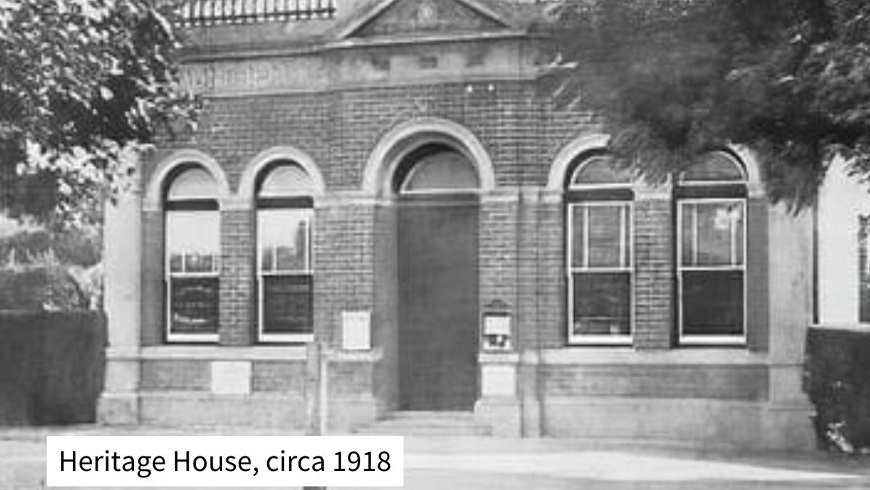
[341, 0, 514, 39]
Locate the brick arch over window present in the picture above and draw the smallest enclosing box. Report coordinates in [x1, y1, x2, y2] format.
[362, 118, 495, 197]
[238, 146, 326, 202]
[144, 149, 231, 211]
[547, 136, 764, 197]
[722, 146, 764, 198]
[548, 134, 611, 192]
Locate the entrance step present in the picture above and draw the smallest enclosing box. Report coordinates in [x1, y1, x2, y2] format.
[354, 411, 492, 437]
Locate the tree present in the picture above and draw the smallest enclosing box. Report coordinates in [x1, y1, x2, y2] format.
[0, 0, 193, 223]
[541, 0, 870, 208]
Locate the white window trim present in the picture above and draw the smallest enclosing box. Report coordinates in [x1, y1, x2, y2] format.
[677, 197, 748, 346]
[567, 200, 634, 346]
[256, 208, 314, 344]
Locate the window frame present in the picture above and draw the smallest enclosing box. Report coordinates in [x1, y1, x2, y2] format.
[676, 154, 749, 346]
[566, 155, 635, 346]
[255, 164, 315, 344]
[164, 181, 221, 344]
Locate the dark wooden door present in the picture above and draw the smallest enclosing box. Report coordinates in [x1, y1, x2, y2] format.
[398, 197, 479, 411]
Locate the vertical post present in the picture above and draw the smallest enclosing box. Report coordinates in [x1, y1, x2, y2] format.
[304, 342, 326, 490]
[319, 341, 329, 436]
[305, 342, 322, 436]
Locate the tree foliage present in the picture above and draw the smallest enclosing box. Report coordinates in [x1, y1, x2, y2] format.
[542, 0, 870, 208]
[0, 0, 192, 222]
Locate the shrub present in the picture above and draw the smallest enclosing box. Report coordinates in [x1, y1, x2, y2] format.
[0, 265, 88, 311]
[0, 228, 101, 268]
[804, 326, 870, 453]
[0, 310, 106, 425]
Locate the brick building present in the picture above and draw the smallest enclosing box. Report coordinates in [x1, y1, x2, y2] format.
[100, 0, 816, 450]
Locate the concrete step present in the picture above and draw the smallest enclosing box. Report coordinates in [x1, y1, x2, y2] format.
[354, 411, 492, 437]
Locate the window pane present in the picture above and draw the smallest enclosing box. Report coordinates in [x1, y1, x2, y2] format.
[571, 156, 631, 186]
[682, 270, 743, 336]
[623, 206, 631, 266]
[185, 253, 215, 273]
[166, 211, 219, 273]
[681, 201, 744, 267]
[570, 206, 585, 268]
[681, 203, 695, 265]
[587, 205, 625, 268]
[259, 164, 314, 198]
[262, 275, 313, 335]
[261, 246, 275, 272]
[572, 272, 631, 337]
[259, 209, 310, 273]
[170, 277, 218, 334]
[681, 152, 746, 183]
[169, 254, 183, 273]
[167, 167, 218, 200]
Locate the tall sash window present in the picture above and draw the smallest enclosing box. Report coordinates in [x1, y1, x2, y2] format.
[256, 163, 314, 343]
[677, 152, 748, 344]
[164, 166, 220, 342]
[566, 155, 634, 345]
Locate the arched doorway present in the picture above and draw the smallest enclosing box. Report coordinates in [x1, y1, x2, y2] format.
[395, 143, 480, 411]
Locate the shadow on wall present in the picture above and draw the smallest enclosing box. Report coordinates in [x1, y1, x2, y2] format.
[0, 310, 106, 425]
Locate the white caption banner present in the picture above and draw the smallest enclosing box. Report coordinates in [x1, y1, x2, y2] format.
[46, 436, 403, 487]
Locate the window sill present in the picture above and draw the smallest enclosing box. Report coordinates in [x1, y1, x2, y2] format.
[137, 345, 308, 361]
[811, 323, 870, 332]
[258, 333, 314, 344]
[165, 333, 219, 343]
[567, 336, 633, 346]
[679, 335, 746, 346]
[109, 345, 385, 363]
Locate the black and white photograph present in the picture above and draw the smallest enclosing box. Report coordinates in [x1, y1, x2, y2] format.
[1, 0, 870, 488]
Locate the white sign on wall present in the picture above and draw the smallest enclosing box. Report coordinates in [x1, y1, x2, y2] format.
[342, 311, 371, 351]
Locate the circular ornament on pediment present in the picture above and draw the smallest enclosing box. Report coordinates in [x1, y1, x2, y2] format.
[416, 1, 438, 27]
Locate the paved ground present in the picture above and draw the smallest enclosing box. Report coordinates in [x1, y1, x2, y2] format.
[1, 426, 869, 489]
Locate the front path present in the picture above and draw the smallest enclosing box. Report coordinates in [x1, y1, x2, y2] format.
[1, 426, 867, 489]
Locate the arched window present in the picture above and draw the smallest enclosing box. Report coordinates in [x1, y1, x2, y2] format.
[393, 144, 480, 193]
[676, 151, 747, 344]
[256, 162, 314, 342]
[566, 154, 633, 345]
[164, 166, 220, 342]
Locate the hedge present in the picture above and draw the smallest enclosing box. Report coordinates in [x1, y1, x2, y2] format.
[0, 266, 87, 311]
[0, 310, 106, 425]
[804, 325, 870, 453]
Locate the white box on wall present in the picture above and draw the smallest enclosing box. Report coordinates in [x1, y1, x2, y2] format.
[342, 310, 371, 351]
[211, 361, 251, 395]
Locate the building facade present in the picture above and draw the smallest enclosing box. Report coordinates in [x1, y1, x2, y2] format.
[100, 0, 816, 450]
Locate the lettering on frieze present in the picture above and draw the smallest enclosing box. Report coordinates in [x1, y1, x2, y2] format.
[180, 59, 328, 95]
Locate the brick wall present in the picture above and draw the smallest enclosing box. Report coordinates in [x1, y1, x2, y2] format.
[220, 209, 255, 346]
[479, 197, 519, 338]
[252, 361, 306, 393]
[140, 360, 210, 391]
[313, 204, 376, 348]
[633, 197, 676, 350]
[135, 68, 779, 432]
[534, 198, 566, 349]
